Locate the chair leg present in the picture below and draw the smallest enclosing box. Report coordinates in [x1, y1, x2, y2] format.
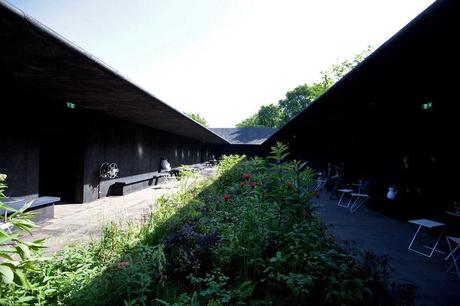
[408, 225, 422, 252]
[350, 197, 368, 213]
[408, 226, 446, 257]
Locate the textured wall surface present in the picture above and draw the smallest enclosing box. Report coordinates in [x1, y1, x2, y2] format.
[82, 116, 213, 202]
[0, 100, 224, 203]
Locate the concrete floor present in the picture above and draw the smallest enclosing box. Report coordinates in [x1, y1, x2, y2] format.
[27, 168, 216, 255]
[317, 193, 460, 306]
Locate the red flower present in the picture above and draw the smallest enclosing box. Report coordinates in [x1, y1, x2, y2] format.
[250, 182, 257, 189]
[240, 182, 245, 188]
[242, 172, 252, 180]
[287, 181, 292, 189]
[223, 193, 231, 202]
[315, 191, 320, 199]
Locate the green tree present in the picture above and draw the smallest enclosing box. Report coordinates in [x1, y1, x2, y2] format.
[257, 104, 283, 128]
[236, 47, 373, 128]
[236, 113, 261, 128]
[236, 104, 282, 128]
[278, 84, 321, 124]
[185, 112, 208, 127]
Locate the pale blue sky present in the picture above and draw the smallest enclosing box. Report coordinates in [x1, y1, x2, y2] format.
[8, 0, 434, 127]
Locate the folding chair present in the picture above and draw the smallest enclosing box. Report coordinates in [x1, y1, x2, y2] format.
[337, 189, 354, 208]
[0, 197, 23, 233]
[445, 236, 460, 278]
[315, 178, 327, 191]
[408, 219, 446, 257]
[349, 193, 369, 213]
[0, 218, 13, 234]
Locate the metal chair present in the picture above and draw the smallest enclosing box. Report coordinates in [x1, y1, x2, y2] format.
[337, 189, 354, 208]
[349, 193, 370, 213]
[408, 219, 446, 257]
[315, 178, 327, 191]
[445, 236, 460, 278]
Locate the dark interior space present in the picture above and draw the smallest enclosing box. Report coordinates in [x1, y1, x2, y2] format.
[39, 132, 84, 203]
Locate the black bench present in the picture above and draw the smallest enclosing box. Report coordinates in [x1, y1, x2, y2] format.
[109, 171, 172, 196]
[0, 196, 60, 223]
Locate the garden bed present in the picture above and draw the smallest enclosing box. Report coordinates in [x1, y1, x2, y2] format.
[0, 144, 415, 305]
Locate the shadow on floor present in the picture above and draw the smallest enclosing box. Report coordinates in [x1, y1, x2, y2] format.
[316, 192, 459, 306]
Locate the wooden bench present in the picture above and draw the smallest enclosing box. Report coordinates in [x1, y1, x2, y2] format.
[0, 196, 60, 226]
[109, 171, 172, 196]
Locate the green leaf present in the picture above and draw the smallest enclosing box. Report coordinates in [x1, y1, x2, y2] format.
[16, 243, 31, 259]
[0, 264, 14, 284]
[16, 296, 35, 303]
[14, 269, 30, 288]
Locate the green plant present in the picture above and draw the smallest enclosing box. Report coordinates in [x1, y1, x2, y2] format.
[0, 174, 46, 303]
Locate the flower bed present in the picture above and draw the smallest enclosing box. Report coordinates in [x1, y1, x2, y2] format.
[0, 143, 415, 305]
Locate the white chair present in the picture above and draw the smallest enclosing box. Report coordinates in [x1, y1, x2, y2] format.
[408, 219, 446, 257]
[349, 193, 369, 213]
[337, 189, 354, 208]
[315, 178, 327, 191]
[0, 218, 13, 234]
[445, 236, 460, 278]
[0, 197, 24, 233]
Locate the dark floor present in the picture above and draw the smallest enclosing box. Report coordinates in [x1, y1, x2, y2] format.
[317, 193, 460, 306]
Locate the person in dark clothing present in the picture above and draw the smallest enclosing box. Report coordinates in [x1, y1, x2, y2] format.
[328, 163, 343, 200]
[326, 162, 333, 180]
[396, 155, 423, 218]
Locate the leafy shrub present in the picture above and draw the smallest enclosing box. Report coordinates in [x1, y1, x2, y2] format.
[0, 174, 46, 304]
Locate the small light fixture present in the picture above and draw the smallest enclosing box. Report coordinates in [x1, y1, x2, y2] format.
[421, 102, 433, 110]
[66, 101, 76, 109]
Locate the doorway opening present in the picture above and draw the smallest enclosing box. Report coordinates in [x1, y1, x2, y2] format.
[39, 133, 83, 203]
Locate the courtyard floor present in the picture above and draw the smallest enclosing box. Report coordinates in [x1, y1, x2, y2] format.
[27, 167, 216, 255]
[317, 192, 459, 306]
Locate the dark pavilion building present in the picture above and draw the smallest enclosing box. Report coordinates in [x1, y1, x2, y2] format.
[1, 0, 459, 213]
[262, 0, 460, 214]
[0, 1, 232, 203]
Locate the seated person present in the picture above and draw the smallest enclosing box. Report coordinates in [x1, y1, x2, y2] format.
[160, 157, 171, 171]
[160, 157, 180, 176]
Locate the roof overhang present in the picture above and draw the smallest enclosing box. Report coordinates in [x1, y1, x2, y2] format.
[0, 1, 228, 144]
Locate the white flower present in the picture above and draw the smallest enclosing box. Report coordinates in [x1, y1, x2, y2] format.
[0, 173, 7, 182]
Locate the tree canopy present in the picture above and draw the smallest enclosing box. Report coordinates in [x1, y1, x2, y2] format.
[185, 112, 209, 127]
[236, 104, 283, 128]
[237, 47, 373, 128]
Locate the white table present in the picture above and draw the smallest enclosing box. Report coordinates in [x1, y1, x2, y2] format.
[337, 189, 354, 208]
[445, 236, 460, 279]
[408, 219, 446, 257]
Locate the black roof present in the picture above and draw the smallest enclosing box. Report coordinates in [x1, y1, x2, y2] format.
[210, 128, 277, 145]
[264, 0, 459, 146]
[0, 1, 228, 144]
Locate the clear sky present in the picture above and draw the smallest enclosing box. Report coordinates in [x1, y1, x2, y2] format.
[8, 0, 434, 127]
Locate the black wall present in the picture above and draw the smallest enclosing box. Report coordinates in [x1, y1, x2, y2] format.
[0, 96, 217, 203]
[0, 132, 39, 200]
[82, 115, 212, 202]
